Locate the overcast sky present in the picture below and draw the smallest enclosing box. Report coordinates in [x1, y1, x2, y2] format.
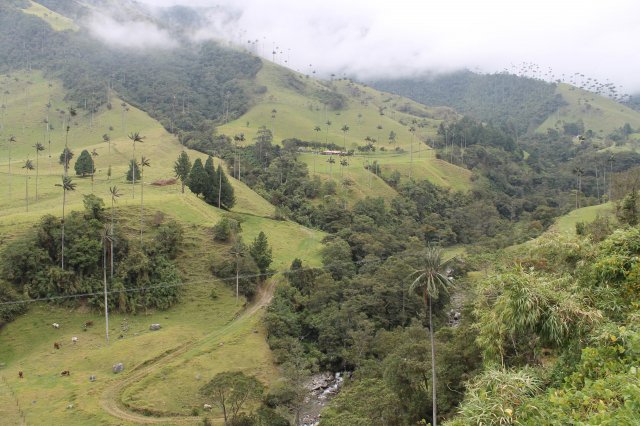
[96, 0, 639, 91]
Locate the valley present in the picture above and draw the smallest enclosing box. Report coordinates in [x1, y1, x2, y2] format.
[1, 1, 640, 425]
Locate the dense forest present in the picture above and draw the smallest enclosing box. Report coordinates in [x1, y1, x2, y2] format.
[370, 70, 565, 135]
[0, 1, 261, 133]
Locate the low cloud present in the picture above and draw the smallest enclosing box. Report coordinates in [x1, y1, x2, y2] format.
[101, 0, 640, 92]
[84, 13, 178, 50]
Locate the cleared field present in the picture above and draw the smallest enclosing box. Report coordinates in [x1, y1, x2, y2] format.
[537, 84, 640, 137]
[0, 70, 325, 424]
[551, 202, 615, 234]
[218, 63, 471, 199]
[21, 0, 79, 31]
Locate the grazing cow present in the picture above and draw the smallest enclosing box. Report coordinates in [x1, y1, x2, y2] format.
[71, 336, 78, 344]
[203, 404, 212, 410]
[18, 371, 23, 379]
[60, 370, 70, 376]
[89, 375, 96, 382]
[52, 323, 60, 329]
[84, 321, 94, 327]
[53, 342, 61, 350]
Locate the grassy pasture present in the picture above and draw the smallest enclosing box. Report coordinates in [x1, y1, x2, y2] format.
[21, 1, 78, 32]
[0, 70, 325, 424]
[537, 84, 640, 138]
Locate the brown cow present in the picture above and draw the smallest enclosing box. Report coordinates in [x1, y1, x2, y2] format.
[18, 371, 23, 379]
[84, 321, 94, 328]
[54, 342, 61, 350]
[60, 370, 70, 376]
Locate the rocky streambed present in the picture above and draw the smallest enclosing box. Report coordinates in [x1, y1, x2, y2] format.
[298, 372, 347, 426]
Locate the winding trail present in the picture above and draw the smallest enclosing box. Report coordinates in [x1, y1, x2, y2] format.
[100, 280, 275, 424]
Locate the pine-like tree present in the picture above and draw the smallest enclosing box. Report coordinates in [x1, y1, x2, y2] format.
[174, 151, 192, 193]
[249, 231, 272, 275]
[218, 164, 235, 209]
[203, 155, 220, 205]
[74, 149, 94, 176]
[187, 158, 208, 196]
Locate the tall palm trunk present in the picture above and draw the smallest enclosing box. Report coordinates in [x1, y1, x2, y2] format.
[424, 289, 437, 426]
[236, 256, 239, 305]
[8, 144, 12, 199]
[61, 187, 66, 269]
[35, 152, 39, 200]
[410, 134, 414, 179]
[132, 143, 136, 198]
[140, 167, 144, 244]
[103, 237, 110, 344]
[25, 174, 29, 212]
[218, 166, 222, 209]
[110, 200, 115, 280]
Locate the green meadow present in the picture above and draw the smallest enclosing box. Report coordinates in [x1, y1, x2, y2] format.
[0, 70, 324, 424]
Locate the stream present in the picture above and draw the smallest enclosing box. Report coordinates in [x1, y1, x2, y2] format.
[298, 372, 347, 426]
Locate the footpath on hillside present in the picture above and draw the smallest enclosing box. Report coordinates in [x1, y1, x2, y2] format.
[100, 279, 275, 424]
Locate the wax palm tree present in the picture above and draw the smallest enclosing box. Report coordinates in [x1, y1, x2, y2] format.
[340, 158, 349, 179]
[608, 154, 615, 201]
[109, 186, 122, 280]
[33, 142, 45, 200]
[102, 133, 111, 154]
[325, 120, 332, 144]
[408, 246, 452, 426]
[91, 149, 99, 193]
[127, 132, 144, 198]
[7, 135, 16, 198]
[56, 176, 77, 270]
[573, 167, 584, 208]
[271, 108, 277, 136]
[310, 126, 322, 173]
[63, 107, 77, 178]
[139, 156, 150, 244]
[409, 126, 416, 178]
[327, 156, 336, 178]
[233, 133, 245, 179]
[101, 224, 112, 344]
[102, 134, 111, 180]
[341, 124, 350, 152]
[22, 159, 34, 211]
[229, 237, 246, 305]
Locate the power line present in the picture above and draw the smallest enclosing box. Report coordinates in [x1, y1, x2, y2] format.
[0, 247, 438, 307]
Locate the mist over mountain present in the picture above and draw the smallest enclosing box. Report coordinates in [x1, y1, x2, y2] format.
[30, 0, 640, 92]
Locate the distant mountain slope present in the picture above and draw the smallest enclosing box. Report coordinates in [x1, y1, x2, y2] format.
[536, 83, 640, 138]
[217, 62, 473, 199]
[369, 70, 564, 134]
[2, 1, 262, 133]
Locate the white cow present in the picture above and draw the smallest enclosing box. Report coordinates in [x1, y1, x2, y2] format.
[71, 336, 78, 344]
[203, 404, 212, 410]
[52, 323, 60, 329]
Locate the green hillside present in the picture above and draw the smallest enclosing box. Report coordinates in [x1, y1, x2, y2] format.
[218, 62, 472, 197]
[369, 70, 564, 134]
[537, 83, 640, 138]
[0, 70, 325, 424]
[21, 0, 78, 31]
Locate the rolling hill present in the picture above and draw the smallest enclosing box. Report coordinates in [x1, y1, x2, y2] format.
[0, 68, 325, 424]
